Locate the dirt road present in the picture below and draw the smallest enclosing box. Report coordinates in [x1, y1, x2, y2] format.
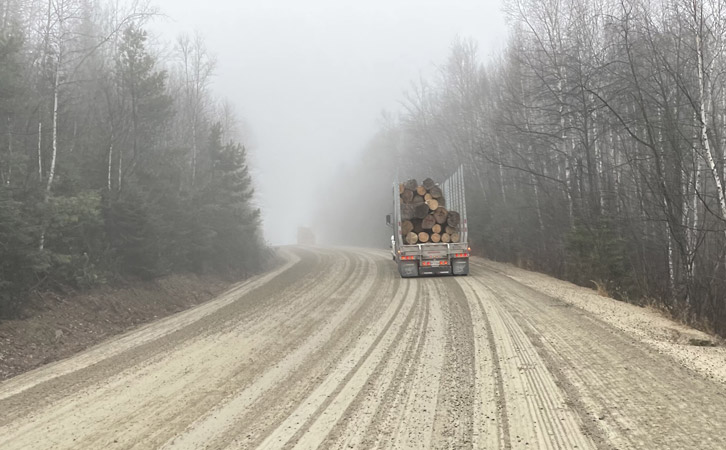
[2, 246, 725, 449]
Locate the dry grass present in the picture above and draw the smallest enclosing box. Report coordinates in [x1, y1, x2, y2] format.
[590, 280, 609, 297]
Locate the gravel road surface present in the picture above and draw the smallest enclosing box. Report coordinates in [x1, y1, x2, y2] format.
[2, 246, 725, 449]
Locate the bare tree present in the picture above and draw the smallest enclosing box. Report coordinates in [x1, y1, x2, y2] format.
[175, 32, 215, 187]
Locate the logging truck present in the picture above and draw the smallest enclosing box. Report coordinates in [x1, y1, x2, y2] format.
[386, 166, 470, 277]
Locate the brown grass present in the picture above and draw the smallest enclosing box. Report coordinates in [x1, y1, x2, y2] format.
[590, 280, 609, 297]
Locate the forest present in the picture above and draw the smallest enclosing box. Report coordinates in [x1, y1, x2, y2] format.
[6, 0, 726, 336]
[319, 0, 726, 335]
[0, 0, 265, 317]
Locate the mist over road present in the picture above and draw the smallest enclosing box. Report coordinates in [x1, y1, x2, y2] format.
[1, 247, 724, 449]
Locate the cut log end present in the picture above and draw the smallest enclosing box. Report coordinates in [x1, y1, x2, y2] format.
[431, 233, 441, 243]
[401, 204, 415, 221]
[434, 207, 448, 224]
[414, 203, 430, 219]
[406, 231, 419, 245]
[412, 218, 424, 233]
[447, 211, 461, 228]
[418, 232, 430, 243]
[401, 189, 414, 204]
[416, 185, 427, 196]
[422, 214, 436, 230]
[401, 220, 414, 236]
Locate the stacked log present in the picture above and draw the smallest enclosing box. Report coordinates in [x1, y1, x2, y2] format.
[399, 178, 461, 245]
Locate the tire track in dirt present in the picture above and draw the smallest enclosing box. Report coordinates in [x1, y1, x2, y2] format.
[9, 248, 726, 450]
[0, 248, 302, 403]
[0, 248, 336, 447]
[161, 251, 393, 448]
[458, 275, 596, 450]
[0, 247, 326, 425]
[318, 279, 429, 449]
[458, 277, 510, 449]
[143, 250, 381, 449]
[275, 285, 422, 449]
[430, 277, 477, 449]
[246, 272, 420, 449]
[474, 270, 632, 449]
[471, 266, 726, 449]
[0, 248, 370, 449]
[384, 279, 446, 449]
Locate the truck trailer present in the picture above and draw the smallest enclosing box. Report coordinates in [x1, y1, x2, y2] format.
[386, 166, 470, 277]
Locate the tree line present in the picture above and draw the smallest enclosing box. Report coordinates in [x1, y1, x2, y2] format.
[320, 0, 726, 334]
[0, 0, 265, 317]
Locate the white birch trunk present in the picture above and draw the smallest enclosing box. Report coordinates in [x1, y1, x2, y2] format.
[691, 154, 702, 284]
[40, 59, 60, 252]
[722, 83, 726, 184]
[107, 140, 113, 191]
[667, 223, 675, 291]
[695, 15, 726, 236]
[614, 134, 620, 213]
[69, 120, 76, 153]
[558, 78, 574, 224]
[37, 121, 42, 181]
[498, 158, 506, 203]
[118, 145, 122, 191]
[533, 174, 545, 232]
[45, 61, 59, 194]
[565, 164, 574, 221]
[593, 105, 604, 211]
[6, 117, 11, 185]
[191, 119, 197, 186]
[0, 0, 9, 33]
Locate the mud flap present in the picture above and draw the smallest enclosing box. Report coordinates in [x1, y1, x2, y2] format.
[398, 261, 419, 278]
[452, 259, 469, 275]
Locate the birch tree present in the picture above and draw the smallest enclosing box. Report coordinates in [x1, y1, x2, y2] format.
[175, 32, 215, 187]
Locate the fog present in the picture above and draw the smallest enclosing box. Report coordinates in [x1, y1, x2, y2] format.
[148, 0, 507, 245]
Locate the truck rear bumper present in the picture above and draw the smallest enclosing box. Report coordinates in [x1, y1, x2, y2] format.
[397, 259, 469, 277]
[418, 266, 452, 276]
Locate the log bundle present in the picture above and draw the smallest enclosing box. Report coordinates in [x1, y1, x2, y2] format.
[399, 178, 462, 245]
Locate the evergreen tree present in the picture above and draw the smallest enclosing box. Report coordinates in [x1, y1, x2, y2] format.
[0, 4, 267, 316]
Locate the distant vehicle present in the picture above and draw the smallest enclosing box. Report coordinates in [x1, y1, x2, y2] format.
[386, 166, 470, 277]
[297, 227, 316, 245]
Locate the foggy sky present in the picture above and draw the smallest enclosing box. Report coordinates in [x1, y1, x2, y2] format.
[148, 0, 507, 245]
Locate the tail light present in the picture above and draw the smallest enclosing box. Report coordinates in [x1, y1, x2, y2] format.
[454, 253, 469, 258]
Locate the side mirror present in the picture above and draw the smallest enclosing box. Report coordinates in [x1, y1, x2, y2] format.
[385, 214, 392, 226]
